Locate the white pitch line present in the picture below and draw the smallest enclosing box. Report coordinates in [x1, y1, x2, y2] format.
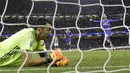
[0, 65, 128, 72]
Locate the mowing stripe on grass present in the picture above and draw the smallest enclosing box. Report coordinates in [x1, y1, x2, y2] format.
[63, 68, 130, 73]
[0, 65, 129, 72]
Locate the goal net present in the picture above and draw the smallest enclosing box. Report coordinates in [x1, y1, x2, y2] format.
[0, 0, 130, 73]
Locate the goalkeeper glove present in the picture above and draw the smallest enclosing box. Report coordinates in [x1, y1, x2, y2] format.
[55, 56, 69, 66]
[43, 48, 62, 65]
[49, 48, 62, 61]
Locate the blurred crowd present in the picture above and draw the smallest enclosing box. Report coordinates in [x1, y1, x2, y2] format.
[0, 15, 129, 50]
[1, 15, 130, 34]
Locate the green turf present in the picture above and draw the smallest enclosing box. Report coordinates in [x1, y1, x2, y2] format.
[1, 50, 130, 73]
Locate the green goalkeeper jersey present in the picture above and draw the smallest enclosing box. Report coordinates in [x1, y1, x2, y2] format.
[0, 28, 47, 66]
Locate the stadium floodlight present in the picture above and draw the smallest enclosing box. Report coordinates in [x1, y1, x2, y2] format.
[32, 0, 54, 1]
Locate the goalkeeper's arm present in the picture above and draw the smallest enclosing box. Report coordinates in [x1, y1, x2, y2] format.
[21, 52, 49, 66]
[21, 48, 66, 66]
[38, 48, 69, 66]
[38, 52, 53, 64]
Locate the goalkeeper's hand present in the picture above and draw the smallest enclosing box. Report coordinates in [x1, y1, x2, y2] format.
[55, 56, 69, 66]
[49, 48, 63, 61]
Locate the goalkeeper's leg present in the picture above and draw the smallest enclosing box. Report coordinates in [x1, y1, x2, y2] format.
[106, 37, 116, 52]
[109, 41, 116, 52]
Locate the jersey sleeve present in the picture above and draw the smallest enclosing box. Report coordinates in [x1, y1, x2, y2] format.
[37, 40, 47, 51]
[20, 39, 34, 51]
[91, 20, 100, 23]
[20, 31, 35, 51]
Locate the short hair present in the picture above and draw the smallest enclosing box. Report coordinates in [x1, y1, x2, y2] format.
[33, 18, 52, 30]
[36, 18, 52, 25]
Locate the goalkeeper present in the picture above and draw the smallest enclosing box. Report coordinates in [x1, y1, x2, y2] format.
[0, 18, 69, 66]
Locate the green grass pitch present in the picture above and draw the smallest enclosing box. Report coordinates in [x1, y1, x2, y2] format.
[1, 50, 130, 73]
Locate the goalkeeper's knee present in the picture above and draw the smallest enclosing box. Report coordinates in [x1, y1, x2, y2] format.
[55, 56, 69, 66]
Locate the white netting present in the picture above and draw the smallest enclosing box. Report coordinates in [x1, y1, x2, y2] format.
[0, 0, 130, 73]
